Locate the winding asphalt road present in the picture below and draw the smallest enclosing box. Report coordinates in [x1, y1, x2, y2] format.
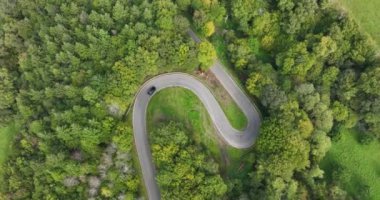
[132, 31, 261, 200]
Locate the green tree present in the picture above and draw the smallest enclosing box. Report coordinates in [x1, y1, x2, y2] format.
[173, 15, 190, 33]
[276, 42, 316, 78]
[176, 0, 191, 10]
[335, 69, 358, 102]
[296, 83, 320, 112]
[331, 101, 349, 122]
[228, 39, 255, 71]
[151, 122, 227, 199]
[312, 102, 334, 132]
[202, 21, 215, 37]
[260, 85, 288, 111]
[231, 0, 267, 32]
[359, 67, 380, 96]
[197, 41, 216, 71]
[246, 72, 272, 96]
[82, 86, 99, 104]
[0, 68, 15, 110]
[321, 66, 339, 88]
[310, 130, 331, 162]
[256, 116, 310, 180]
[112, 0, 128, 22]
[154, 0, 177, 30]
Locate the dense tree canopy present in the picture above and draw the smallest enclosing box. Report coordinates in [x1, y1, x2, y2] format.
[197, 41, 216, 71]
[0, 0, 198, 198]
[225, 0, 379, 198]
[151, 122, 227, 199]
[0, 0, 379, 199]
[0, 68, 13, 107]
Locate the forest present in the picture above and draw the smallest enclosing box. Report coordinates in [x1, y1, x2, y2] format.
[0, 0, 379, 199]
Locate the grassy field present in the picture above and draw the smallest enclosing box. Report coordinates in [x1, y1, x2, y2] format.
[321, 129, 380, 200]
[146, 88, 252, 177]
[222, 102, 247, 131]
[0, 123, 18, 167]
[335, 0, 380, 48]
[0, 122, 19, 188]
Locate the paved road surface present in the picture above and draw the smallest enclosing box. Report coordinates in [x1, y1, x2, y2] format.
[132, 31, 261, 200]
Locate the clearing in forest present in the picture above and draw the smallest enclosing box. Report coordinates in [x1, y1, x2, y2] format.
[335, 0, 380, 48]
[321, 129, 380, 200]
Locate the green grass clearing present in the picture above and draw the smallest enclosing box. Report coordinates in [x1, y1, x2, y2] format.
[194, 71, 248, 130]
[321, 128, 380, 200]
[222, 101, 247, 130]
[334, 0, 380, 48]
[0, 123, 19, 167]
[0, 122, 20, 188]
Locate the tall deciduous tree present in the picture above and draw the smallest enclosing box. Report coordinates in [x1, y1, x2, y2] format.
[256, 116, 310, 180]
[197, 41, 216, 71]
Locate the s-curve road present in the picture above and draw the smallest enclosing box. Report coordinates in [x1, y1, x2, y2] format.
[132, 31, 261, 200]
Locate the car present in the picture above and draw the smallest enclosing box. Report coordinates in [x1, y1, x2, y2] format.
[147, 86, 156, 95]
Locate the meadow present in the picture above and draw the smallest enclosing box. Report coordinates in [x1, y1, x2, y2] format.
[321, 129, 380, 200]
[0, 123, 18, 166]
[0, 122, 19, 188]
[335, 0, 380, 48]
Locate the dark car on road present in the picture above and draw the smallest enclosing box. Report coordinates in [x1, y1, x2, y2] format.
[147, 86, 156, 95]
